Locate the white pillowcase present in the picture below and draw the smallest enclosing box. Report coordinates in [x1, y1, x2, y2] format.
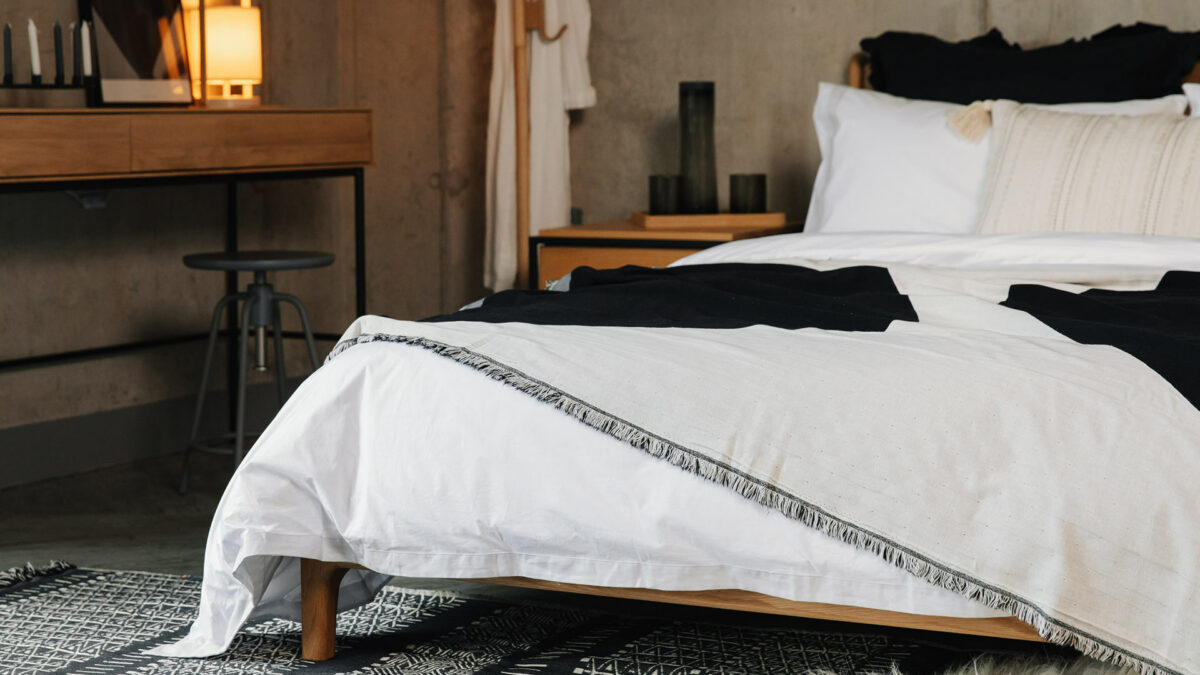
[1184, 82, 1200, 116]
[803, 84, 1188, 235]
[976, 101, 1200, 237]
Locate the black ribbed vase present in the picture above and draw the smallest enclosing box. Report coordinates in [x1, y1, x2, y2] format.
[679, 82, 717, 214]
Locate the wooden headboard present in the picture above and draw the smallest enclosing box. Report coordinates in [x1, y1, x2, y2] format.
[846, 52, 1200, 90]
[848, 52, 871, 89]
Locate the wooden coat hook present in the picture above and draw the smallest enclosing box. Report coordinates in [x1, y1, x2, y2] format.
[511, 0, 568, 288]
[523, 0, 567, 42]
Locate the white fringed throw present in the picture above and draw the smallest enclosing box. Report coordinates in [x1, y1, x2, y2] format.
[334, 261, 1200, 675]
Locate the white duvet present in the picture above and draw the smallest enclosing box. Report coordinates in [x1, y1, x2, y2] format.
[154, 232, 1200, 664]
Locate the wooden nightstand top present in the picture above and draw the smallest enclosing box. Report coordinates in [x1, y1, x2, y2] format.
[536, 220, 792, 242]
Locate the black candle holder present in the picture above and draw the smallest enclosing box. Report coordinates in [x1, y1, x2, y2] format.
[730, 174, 767, 213]
[2, 20, 91, 94]
[0, 78, 89, 90]
[649, 174, 681, 215]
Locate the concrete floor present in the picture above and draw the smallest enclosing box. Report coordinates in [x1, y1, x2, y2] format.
[0, 453, 604, 601]
[0, 453, 226, 575]
[0, 453, 823, 608]
[0, 454, 1089, 672]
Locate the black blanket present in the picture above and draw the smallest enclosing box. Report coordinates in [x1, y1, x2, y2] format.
[431, 263, 1200, 411]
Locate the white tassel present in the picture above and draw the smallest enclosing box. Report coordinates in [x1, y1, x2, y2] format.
[948, 100, 995, 143]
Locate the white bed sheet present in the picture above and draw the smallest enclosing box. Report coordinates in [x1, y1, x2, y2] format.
[155, 330, 1003, 657]
[673, 230, 1200, 270]
[159, 231, 1200, 658]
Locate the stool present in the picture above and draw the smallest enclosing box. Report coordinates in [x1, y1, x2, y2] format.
[179, 250, 335, 493]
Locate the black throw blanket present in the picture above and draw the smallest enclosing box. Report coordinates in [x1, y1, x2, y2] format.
[428, 264, 918, 331]
[429, 263, 1200, 413]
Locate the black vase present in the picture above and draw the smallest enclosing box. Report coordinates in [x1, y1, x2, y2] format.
[679, 82, 717, 214]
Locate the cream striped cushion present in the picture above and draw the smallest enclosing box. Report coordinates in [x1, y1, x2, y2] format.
[975, 100, 1200, 236]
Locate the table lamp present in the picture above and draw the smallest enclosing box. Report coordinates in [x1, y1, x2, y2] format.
[183, 0, 262, 106]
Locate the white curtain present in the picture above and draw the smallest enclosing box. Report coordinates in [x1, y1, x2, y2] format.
[484, 0, 596, 291]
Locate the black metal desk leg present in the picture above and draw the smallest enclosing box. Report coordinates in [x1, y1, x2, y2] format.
[354, 168, 366, 317]
[528, 239, 540, 290]
[225, 180, 239, 429]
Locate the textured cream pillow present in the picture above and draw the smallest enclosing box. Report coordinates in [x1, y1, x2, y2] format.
[975, 101, 1200, 237]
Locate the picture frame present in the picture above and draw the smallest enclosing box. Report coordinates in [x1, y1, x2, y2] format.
[78, 0, 192, 106]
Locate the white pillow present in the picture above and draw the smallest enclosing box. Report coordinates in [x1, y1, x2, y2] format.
[976, 101, 1200, 237]
[1184, 82, 1200, 116]
[803, 83, 1188, 235]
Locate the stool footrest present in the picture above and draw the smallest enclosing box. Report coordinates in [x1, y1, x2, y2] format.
[189, 432, 262, 456]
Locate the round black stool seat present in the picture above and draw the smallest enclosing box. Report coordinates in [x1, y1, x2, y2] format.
[183, 250, 335, 272]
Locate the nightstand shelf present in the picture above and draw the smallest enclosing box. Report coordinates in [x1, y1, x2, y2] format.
[529, 220, 792, 289]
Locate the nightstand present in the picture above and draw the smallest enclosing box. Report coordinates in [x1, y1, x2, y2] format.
[529, 220, 792, 289]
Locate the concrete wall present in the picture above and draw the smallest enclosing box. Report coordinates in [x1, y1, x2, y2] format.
[0, 0, 492, 486]
[569, 0, 1200, 224]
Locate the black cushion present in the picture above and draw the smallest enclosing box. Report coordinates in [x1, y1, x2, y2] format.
[861, 23, 1200, 105]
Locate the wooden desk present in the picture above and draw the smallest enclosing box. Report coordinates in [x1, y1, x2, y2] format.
[530, 220, 792, 289]
[0, 107, 372, 371]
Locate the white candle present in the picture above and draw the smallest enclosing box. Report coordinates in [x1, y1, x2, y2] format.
[80, 20, 91, 77]
[27, 18, 39, 77]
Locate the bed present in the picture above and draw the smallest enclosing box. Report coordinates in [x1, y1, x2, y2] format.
[153, 26, 1200, 675]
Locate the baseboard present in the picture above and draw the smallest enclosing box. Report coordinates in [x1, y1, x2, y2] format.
[0, 381, 300, 490]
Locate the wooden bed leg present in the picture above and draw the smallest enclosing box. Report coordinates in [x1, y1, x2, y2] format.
[300, 558, 349, 661]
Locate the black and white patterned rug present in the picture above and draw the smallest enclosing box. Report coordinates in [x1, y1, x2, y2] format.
[0, 562, 1067, 674]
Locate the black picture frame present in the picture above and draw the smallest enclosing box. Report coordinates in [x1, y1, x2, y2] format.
[77, 0, 192, 106]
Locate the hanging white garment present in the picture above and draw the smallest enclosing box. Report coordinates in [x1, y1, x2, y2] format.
[484, 0, 596, 291]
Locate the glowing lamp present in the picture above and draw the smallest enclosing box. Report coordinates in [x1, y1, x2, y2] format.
[184, 0, 262, 105]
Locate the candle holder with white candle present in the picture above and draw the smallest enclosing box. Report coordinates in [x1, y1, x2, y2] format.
[0, 17, 89, 90]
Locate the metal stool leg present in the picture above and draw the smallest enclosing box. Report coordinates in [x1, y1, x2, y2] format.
[235, 295, 257, 466]
[271, 300, 287, 406]
[277, 292, 320, 370]
[181, 292, 245, 495]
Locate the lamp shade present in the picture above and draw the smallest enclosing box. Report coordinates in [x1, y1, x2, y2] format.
[186, 6, 262, 85]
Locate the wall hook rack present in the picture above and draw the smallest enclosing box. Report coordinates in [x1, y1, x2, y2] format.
[511, 0, 568, 287]
[523, 0, 567, 43]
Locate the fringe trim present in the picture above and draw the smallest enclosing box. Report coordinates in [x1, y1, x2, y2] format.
[0, 560, 75, 590]
[330, 333, 1182, 675]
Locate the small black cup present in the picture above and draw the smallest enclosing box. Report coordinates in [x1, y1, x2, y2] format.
[730, 174, 767, 213]
[649, 174, 681, 215]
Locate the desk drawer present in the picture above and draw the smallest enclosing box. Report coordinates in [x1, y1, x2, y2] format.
[131, 110, 373, 172]
[537, 245, 698, 288]
[0, 115, 130, 178]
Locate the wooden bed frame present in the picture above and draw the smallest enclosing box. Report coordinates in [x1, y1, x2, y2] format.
[296, 46, 1200, 663]
[298, 558, 1043, 660]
